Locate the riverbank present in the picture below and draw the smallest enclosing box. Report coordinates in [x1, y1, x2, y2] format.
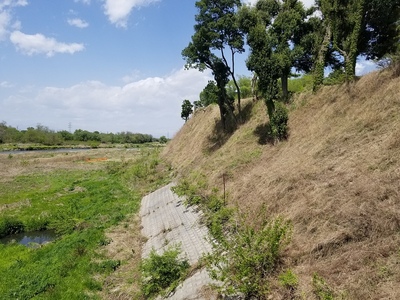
[0, 147, 171, 299]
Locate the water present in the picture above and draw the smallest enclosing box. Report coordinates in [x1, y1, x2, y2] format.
[0, 230, 57, 246]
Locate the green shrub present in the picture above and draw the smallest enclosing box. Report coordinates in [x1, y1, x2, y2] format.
[140, 246, 190, 298]
[205, 216, 292, 298]
[278, 269, 298, 289]
[0, 217, 25, 238]
[270, 102, 289, 140]
[312, 273, 336, 300]
[25, 217, 49, 231]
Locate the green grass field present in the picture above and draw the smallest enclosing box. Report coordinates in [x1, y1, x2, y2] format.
[0, 148, 170, 299]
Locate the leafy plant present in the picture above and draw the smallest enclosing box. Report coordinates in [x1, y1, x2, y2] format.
[205, 215, 292, 298]
[312, 273, 336, 300]
[270, 101, 289, 140]
[140, 245, 190, 298]
[279, 269, 298, 288]
[0, 217, 24, 238]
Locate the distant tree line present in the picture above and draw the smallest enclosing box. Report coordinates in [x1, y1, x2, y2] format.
[181, 0, 400, 135]
[0, 122, 167, 146]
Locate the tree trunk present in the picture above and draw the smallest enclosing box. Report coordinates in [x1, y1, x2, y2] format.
[313, 22, 331, 91]
[281, 74, 289, 102]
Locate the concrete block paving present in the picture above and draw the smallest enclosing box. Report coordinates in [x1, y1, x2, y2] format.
[140, 183, 217, 300]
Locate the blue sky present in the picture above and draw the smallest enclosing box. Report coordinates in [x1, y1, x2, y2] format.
[0, 0, 376, 137]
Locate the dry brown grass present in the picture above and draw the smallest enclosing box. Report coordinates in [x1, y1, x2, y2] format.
[99, 216, 145, 300]
[162, 68, 400, 299]
[0, 148, 140, 182]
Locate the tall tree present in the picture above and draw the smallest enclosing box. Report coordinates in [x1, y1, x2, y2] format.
[182, 0, 244, 129]
[239, 0, 311, 104]
[317, 0, 400, 81]
[181, 100, 194, 122]
[271, 0, 308, 100]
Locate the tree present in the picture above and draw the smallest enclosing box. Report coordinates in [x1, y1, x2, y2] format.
[181, 99, 194, 122]
[317, 0, 400, 81]
[159, 136, 168, 144]
[197, 80, 219, 108]
[271, 0, 309, 100]
[239, 0, 311, 102]
[227, 76, 252, 100]
[238, 1, 281, 116]
[182, 0, 244, 129]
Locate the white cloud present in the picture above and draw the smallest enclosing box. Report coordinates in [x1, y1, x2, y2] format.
[0, 0, 28, 10]
[0, 10, 11, 40]
[0, 0, 26, 41]
[0, 81, 13, 88]
[102, 0, 159, 28]
[68, 18, 89, 28]
[1, 68, 212, 136]
[356, 59, 377, 76]
[74, 0, 91, 4]
[9, 31, 85, 56]
[243, 0, 315, 8]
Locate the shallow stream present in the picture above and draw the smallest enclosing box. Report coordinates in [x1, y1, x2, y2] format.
[0, 230, 57, 246]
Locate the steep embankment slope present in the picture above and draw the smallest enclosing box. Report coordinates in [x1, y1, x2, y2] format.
[162, 69, 400, 299]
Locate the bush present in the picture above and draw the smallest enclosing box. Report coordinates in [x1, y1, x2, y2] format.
[312, 274, 336, 300]
[140, 246, 190, 298]
[0, 217, 25, 238]
[270, 102, 289, 140]
[205, 216, 292, 298]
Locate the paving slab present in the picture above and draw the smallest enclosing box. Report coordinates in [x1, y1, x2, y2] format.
[140, 183, 217, 300]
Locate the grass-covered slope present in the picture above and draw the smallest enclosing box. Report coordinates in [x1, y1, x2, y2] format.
[162, 68, 400, 299]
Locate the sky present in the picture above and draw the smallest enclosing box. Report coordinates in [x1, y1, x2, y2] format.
[0, 0, 377, 138]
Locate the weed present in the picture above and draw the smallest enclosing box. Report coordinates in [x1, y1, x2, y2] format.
[205, 216, 292, 298]
[0, 217, 24, 238]
[312, 273, 336, 300]
[279, 269, 298, 289]
[140, 245, 189, 298]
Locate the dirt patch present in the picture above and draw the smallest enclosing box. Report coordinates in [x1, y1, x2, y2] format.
[0, 199, 31, 213]
[98, 215, 144, 300]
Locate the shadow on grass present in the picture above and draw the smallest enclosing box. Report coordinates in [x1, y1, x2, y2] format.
[253, 123, 275, 145]
[206, 101, 256, 153]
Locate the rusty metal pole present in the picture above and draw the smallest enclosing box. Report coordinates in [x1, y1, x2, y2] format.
[223, 173, 226, 205]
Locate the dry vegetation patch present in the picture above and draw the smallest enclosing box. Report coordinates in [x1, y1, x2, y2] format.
[162, 69, 400, 299]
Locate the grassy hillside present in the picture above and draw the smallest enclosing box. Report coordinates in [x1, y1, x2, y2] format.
[162, 67, 400, 299]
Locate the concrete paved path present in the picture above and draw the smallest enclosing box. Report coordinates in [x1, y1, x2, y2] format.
[140, 183, 217, 300]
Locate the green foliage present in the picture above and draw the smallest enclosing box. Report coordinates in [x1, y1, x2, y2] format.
[0, 121, 155, 146]
[159, 136, 168, 144]
[0, 217, 24, 238]
[181, 99, 194, 122]
[279, 269, 298, 289]
[312, 273, 336, 300]
[205, 216, 292, 298]
[288, 74, 314, 93]
[324, 69, 346, 86]
[172, 176, 233, 240]
[270, 101, 289, 140]
[227, 76, 253, 100]
[197, 80, 219, 108]
[182, 0, 244, 129]
[0, 148, 170, 299]
[140, 246, 190, 298]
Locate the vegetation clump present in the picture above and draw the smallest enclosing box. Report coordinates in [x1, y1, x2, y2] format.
[269, 101, 289, 140]
[205, 215, 292, 298]
[140, 246, 190, 299]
